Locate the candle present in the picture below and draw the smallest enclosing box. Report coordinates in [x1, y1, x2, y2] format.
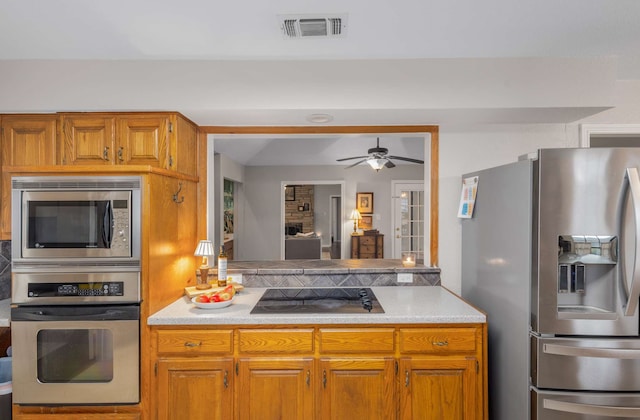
[402, 252, 416, 267]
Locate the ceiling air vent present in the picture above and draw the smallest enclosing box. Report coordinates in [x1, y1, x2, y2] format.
[278, 14, 347, 38]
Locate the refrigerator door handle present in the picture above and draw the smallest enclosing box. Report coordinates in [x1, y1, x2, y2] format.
[544, 399, 640, 417]
[544, 343, 640, 359]
[622, 167, 640, 316]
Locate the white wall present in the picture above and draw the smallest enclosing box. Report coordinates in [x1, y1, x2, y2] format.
[238, 164, 423, 260]
[438, 80, 640, 294]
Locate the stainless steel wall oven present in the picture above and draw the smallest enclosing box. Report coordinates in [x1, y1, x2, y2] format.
[10, 271, 141, 405]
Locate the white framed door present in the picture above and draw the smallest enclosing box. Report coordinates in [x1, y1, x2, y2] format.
[392, 181, 424, 261]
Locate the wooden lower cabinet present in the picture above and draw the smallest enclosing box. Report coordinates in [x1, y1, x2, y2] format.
[156, 358, 233, 420]
[152, 324, 487, 420]
[237, 358, 314, 420]
[399, 357, 478, 420]
[319, 357, 395, 420]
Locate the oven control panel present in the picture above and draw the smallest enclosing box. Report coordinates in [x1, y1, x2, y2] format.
[27, 282, 125, 298]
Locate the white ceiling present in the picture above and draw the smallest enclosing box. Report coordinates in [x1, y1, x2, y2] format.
[1, 0, 639, 66]
[1, 0, 639, 164]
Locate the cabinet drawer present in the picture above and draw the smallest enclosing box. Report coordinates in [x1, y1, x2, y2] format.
[157, 330, 233, 355]
[319, 328, 394, 353]
[399, 328, 477, 354]
[359, 245, 377, 254]
[239, 329, 314, 353]
[359, 236, 376, 245]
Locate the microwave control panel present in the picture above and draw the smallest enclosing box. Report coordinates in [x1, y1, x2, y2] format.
[27, 282, 125, 298]
[111, 200, 130, 251]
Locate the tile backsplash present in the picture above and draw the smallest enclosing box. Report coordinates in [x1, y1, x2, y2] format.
[0, 241, 10, 300]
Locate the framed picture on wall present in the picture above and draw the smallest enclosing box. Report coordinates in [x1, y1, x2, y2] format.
[359, 215, 373, 230]
[285, 185, 296, 201]
[356, 192, 374, 214]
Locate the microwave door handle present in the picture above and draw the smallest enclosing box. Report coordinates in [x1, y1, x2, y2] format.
[622, 168, 640, 316]
[103, 201, 113, 247]
[544, 399, 640, 417]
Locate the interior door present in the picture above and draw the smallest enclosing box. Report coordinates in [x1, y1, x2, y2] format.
[393, 182, 425, 261]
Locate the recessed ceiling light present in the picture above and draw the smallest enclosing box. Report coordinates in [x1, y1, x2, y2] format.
[306, 113, 334, 124]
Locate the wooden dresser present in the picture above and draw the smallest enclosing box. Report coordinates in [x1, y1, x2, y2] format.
[351, 233, 384, 258]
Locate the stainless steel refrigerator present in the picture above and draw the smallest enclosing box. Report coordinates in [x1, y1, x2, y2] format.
[462, 148, 640, 420]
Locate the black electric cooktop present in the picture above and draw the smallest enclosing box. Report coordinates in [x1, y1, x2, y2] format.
[250, 287, 384, 314]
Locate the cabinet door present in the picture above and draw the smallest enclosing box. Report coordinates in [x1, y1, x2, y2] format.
[116, 115, 169, 167]
[237, 358, 314, 420]
[60, 114, 115, 165]
[156, 358, 233, 420]
[319, 357, 395, 420]
[399, 357, 478, 420]
[1, 115, 57, 237]
[169, 114, 198, 177]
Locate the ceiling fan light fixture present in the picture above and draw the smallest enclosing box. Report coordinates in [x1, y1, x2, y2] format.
[367, 158, 387, 171]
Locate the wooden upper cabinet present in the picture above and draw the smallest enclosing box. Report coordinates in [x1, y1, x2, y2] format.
[116, 114, 169, 167]
[169, 114, 198, 177]
[60, 114, 116, 165]
[2, 115, 57, 167]
[1, 114, 58, 238]
[58, 112, 197, 176]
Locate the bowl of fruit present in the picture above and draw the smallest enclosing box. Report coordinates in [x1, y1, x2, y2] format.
[192, 285, 236, 309]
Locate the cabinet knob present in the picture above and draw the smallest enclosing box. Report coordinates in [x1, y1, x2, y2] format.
[117, 146, 124, 162]
[103, 147, 110, 161]
[184, 341, 202, 348]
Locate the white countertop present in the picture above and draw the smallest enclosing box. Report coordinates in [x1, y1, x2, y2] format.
[148, 286, 486, 326]
[0, 299, 10, 327]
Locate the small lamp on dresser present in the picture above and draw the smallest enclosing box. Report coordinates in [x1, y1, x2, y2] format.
[194, 240, 214, 289]
[350, 209, 362, 234]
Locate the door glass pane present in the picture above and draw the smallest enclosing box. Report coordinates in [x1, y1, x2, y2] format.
[399, 190, 424, 261]
[37, 329, 114, 382]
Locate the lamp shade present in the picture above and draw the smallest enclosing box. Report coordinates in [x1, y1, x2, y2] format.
[350, 209, 362, 221]
[194, 240, 214, 257]
[367, 158, 387, 171]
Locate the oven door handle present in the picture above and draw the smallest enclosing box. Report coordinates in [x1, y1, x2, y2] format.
[12, 306, 139, 322]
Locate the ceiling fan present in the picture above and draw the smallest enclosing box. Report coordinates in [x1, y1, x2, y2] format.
[336, 137, 424, 171]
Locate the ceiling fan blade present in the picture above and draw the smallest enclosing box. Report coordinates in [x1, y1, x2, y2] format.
[343, 159, 368, 169]
[384, 160, 396, 168]
[336, 155, 369, 162]
[388, 155, 424, 164]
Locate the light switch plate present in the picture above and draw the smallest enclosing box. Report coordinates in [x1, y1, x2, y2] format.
[228, 273, 243, 284]
[397, 273, 413, 283]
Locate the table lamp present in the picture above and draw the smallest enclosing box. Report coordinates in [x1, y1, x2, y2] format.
[194, 240, 214, 289]
[350, 209, 362, 234]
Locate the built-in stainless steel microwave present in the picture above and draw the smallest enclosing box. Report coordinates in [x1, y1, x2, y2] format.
[11, 176, 142, 269]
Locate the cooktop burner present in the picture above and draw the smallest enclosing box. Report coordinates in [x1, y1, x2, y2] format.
[250, 287, 384, 314]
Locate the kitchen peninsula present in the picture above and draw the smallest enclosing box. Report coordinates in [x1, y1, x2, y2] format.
[148, 260, 487, 420]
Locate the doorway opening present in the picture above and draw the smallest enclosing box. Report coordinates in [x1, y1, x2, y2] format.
[329, 195, 342, 259]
